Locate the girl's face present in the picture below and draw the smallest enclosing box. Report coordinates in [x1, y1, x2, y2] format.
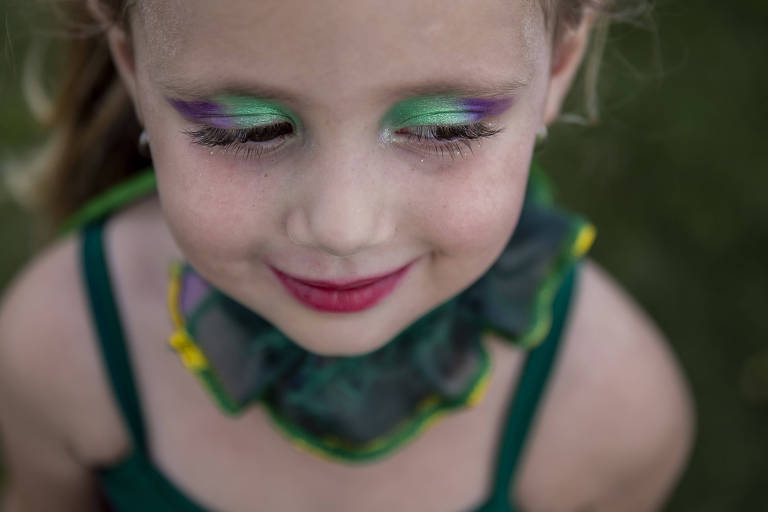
[113, 0, 588, 355]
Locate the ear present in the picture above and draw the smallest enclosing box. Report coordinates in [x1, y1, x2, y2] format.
[541, 13, 597, 125]
[86, 0, 144, 125]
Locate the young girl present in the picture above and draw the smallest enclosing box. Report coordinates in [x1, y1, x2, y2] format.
[0, 0, 693, 510]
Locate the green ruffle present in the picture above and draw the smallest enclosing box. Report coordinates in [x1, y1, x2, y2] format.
[58, 162, 594, 463]
[166, 165, 594, 463]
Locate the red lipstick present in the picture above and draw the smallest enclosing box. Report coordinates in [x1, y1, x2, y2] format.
[271, 262, 414, 313]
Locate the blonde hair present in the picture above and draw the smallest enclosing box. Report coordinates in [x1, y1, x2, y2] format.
[3, 0, 651, 231]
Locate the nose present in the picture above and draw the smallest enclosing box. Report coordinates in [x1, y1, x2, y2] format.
[285, 148, 394, 257]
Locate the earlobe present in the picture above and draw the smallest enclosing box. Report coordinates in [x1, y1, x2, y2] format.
[541, 14, 596, 125]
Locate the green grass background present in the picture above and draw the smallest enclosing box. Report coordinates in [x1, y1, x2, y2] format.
[1, 1, 767, 510]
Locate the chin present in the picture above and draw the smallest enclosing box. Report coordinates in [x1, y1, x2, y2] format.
[276, 312, 406, 357]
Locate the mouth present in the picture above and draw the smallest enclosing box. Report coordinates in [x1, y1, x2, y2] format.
[270, 262, 415, 313]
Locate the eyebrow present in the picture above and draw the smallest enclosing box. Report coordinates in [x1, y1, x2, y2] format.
[156, 76, 529, 103]
[157, 77, 299, 103]
[385, 79, 529, 100]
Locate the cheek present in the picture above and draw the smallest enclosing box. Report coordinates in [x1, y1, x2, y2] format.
[416, 149, 530, 259]
[147, 120, 282, 265]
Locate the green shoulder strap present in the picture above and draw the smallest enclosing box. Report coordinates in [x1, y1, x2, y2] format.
[475, 263, 577, 512]
[60, 168, 156, 235]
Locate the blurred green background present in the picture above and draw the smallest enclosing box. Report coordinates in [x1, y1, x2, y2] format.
[1, 1, 766, 510]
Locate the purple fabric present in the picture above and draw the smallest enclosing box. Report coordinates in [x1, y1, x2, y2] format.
[181, 269, 211, 315]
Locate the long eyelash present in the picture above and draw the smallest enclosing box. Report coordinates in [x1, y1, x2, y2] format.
[184, 123, 294, 148]
[400, 123, 503, 159]
[183, 121, 500, 161]
[407, 123, 502, 141]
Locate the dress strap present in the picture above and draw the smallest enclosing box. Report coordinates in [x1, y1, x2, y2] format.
[81, 218, 148, 453]
[478, 263, 578, 512]
[61, 169, 156, 235]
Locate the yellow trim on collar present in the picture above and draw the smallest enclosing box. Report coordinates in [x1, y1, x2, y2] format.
[167, 263, 210, 372]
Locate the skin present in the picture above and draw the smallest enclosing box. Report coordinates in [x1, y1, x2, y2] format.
[0, 0, 694, 510]
[117, 0, 580, 357]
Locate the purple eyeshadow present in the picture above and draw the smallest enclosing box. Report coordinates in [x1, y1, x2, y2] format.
[461, 97, 515, 121]
[170, 99, 232, 128]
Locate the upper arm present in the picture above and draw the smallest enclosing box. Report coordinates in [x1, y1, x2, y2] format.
[0, 238, 104, 511]
[516, 260, 695, 511]
[571, 261, 695, 511]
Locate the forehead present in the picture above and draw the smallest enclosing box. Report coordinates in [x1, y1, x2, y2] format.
[132, 0, 548, 100]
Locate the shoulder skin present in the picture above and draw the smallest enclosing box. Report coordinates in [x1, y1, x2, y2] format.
[515, 260, 695, 511]
[0, 234, 128, 511]
[0, 231, 695, 511]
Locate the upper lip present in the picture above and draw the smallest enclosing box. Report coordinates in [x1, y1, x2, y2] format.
[271, 262, 412, 290]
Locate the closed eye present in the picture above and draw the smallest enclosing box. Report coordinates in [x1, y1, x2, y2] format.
[183, 122, 295, 159]
[397, 123, 501, 141]
[394, 122, 503, 158]
[184, 122, 294, 147]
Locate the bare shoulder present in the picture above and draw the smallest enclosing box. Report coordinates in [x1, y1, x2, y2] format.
[0, 232, 128, 466]
[516, 260, 695, 511]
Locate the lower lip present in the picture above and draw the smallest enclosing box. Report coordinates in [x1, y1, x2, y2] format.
[271, 263, 413, 313]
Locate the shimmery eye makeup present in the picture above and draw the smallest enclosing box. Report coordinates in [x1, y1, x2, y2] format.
[170, 94, 301, 159]
[382, 96, 514, 130]
[381, 95, 512, 158]
[169, 95, 300, 129]
[170, 93, 512, 161]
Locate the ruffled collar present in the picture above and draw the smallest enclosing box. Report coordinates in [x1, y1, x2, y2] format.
[167, 172, 594, 463]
